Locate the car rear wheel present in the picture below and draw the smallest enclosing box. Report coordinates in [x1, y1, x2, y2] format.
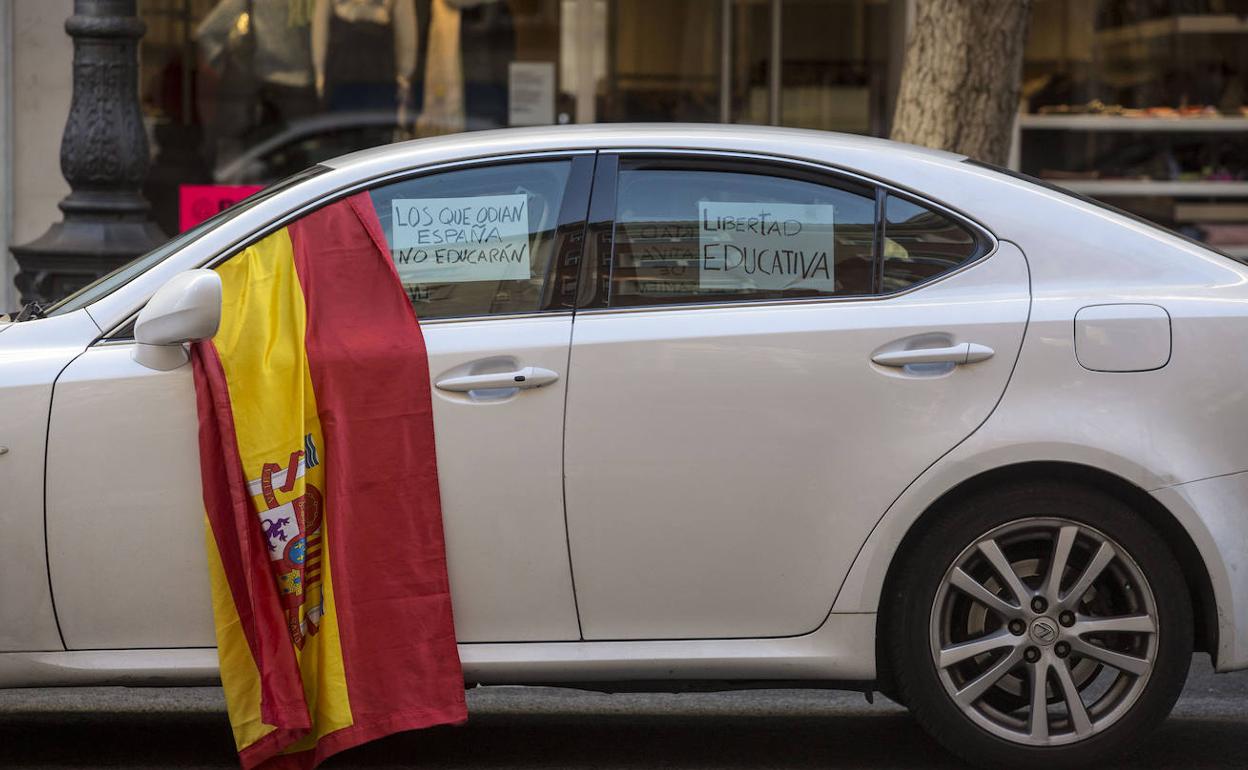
[887, 482, 1192, 769]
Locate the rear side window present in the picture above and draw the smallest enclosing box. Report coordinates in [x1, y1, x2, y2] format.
[881, 194, 982, 293]
[607, 161, 877, 307]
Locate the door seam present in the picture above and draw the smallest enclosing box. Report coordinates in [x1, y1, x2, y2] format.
[42, 347, 89, 651]
[559, 151, 600, 641]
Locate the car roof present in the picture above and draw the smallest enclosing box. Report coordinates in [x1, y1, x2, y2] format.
[322, 123, 966, 175]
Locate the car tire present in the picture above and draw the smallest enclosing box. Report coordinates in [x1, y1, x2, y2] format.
[886, 481, 1192, 769]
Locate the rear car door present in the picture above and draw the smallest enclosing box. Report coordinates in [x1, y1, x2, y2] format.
[45, 153, 593, 648]
[562, 152, 1031, 640]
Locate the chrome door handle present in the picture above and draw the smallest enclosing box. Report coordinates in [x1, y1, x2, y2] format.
[435, 366, 560, 393]
[872, 342, 994, 367]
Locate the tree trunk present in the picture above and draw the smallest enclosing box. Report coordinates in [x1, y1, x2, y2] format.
[890, 0, 1032, 165]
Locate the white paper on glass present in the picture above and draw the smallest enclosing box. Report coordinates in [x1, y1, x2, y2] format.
[698, 201, 836, 292]
[391, 194, 531, 284]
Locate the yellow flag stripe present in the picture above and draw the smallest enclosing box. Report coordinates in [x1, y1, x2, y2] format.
[208, 227, 354, 751]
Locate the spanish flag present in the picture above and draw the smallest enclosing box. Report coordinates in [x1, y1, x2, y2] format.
[191, 193, 467, 769]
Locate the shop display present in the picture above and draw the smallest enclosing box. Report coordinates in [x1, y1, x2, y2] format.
[139, 0, 548, 234]
[1018, 0, 1248, 257]
[140, 0, 1245, 257]
[313, 0, 419, 114]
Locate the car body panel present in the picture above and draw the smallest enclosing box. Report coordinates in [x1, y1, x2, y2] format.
[0, 612, 876, 688]
[45, 343, 214, 649]
[830, 167, 1248, 671]
[0, 648, 221, 688]
[563, 242, 1030, 640]
[423, 314, 581, 642]
[44, 317, 583, 648]
[1153, 472, 1248, 670]
[0, 310, 99, 651]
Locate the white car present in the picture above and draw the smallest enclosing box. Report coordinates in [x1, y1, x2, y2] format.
[3, 125, 1246, 768]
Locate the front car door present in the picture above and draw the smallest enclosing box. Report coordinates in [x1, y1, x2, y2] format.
[45, 153, 593, 648]
[562, 152, 1031, 640]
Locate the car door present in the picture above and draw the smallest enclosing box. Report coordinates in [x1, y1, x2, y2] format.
[562, 153, 1031, 640]
[45, 153, 593, 648]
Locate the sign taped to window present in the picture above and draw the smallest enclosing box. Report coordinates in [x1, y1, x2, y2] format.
[391, 194, 531, 283]
[698, 201, 835, 292]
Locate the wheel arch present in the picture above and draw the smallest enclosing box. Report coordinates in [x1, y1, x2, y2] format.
[871, 461, 1218, 696]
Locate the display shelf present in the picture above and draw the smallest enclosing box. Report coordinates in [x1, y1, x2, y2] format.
[1048, 180, 1248, 197]
[1174, 202, 1248, 222]
[1019, 114, 1248, 131]
[1096, 14, 1248, 45]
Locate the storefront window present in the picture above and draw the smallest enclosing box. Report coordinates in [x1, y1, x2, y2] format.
[1019, 0, 1248, 259]
[600, 0, 722, 123]
[778, 0, 890, 134]
[728, 0, 771, 125]
[139, 0, 562, 234]
[137, 1, 1241, 257]
[134, 0, 896, 236]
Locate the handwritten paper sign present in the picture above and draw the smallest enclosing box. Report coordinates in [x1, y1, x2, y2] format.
[391, 195, 531, 283]
[698, 201, 836, 292]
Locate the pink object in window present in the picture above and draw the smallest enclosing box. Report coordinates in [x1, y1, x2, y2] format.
[179, 185, 265, 232]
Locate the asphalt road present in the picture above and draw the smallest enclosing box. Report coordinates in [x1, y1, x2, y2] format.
[1, 655, 1244, 769]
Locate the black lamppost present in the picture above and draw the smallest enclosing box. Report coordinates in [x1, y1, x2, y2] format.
[10, 0, 165, 306]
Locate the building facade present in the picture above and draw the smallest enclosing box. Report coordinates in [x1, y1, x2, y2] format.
[3, 0, 1247, 308]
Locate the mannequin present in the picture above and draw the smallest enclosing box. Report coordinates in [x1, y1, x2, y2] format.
[417, 0, 464, 135]
[417, 0, 513, 135]
[196, 0, 321, 162]
[312, 0, 418, 115]
[457, 0, 514, 129]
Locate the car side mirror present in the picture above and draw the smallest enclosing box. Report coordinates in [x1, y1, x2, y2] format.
[133, 269, 222, 371]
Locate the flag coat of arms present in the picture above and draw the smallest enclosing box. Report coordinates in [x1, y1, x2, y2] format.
[191, 193, 467, 769]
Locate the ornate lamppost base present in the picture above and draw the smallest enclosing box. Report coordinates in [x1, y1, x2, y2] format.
[12, 192, 166, 304]
[10, 0, 165, 307]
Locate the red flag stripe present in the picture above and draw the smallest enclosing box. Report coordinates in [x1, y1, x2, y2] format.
[285, 193, 466, 763]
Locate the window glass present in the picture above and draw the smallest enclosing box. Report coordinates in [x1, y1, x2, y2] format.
[368, 160, 572, 319]
[609, 163, 877, 307]
[46, 165, 329, 317]
[881, 195, 981, 292]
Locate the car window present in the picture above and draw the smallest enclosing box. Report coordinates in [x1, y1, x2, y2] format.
[47, 165, 328, 318]
[367, 159, 576, 320]
[880, 194, 982, 293]
[607, 160, 877, 308]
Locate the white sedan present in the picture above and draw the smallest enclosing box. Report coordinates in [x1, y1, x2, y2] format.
[3, 125, 1246, 768]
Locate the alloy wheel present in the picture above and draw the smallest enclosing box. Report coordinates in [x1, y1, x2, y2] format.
[928, 517, 1159, 746]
